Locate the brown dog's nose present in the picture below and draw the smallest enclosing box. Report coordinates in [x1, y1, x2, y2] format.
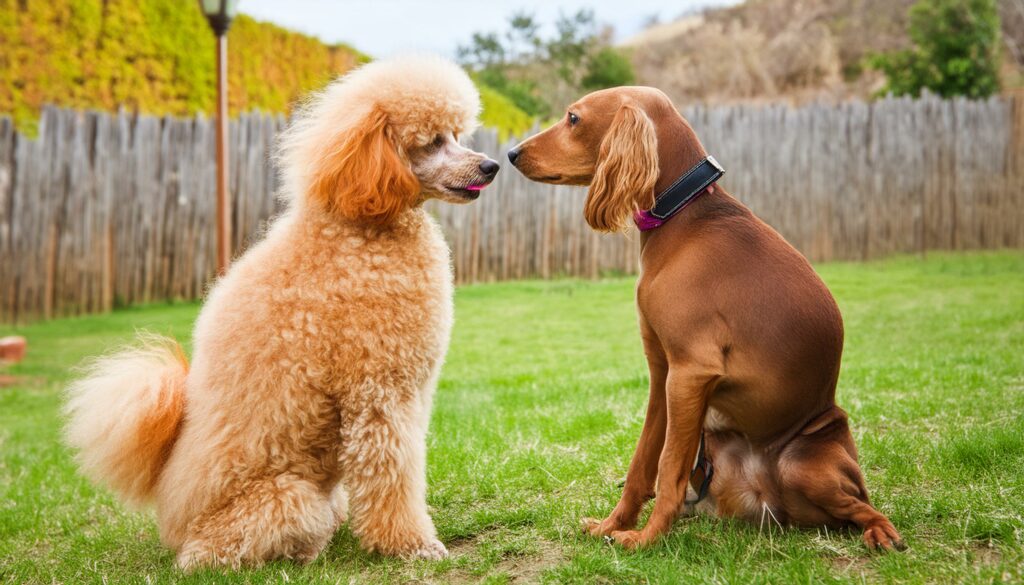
[479, 159, 500, 177]
[507, 148, 520, 165]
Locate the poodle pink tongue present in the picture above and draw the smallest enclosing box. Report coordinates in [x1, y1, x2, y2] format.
[465, 183, 488, 191]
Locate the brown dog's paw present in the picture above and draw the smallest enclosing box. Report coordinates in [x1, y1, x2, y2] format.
[608, 530, 644, 550]
[582, 516, 625, 538]
[863, 522, 907, 552]
[581, 517, 603, 536]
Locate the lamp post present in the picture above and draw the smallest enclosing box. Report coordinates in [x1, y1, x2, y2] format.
[199, 0, 239, 276]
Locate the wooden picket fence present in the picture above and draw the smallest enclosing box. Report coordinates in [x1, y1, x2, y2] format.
[1, 94, 1022, 323]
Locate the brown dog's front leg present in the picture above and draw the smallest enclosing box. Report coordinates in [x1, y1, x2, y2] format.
[583, 357, 668, 537]
[610, 363, 714, 549]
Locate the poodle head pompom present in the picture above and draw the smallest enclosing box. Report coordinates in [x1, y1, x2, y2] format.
[278, 54, 482, 224]
[341, 54, 482, 146]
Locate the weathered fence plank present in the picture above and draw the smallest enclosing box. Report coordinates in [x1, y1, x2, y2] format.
[1, 94, 1022, 323]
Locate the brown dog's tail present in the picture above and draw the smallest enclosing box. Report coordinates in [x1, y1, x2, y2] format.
[64, 333, 188, 507]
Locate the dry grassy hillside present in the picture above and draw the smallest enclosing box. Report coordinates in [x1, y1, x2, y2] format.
[626, 0, 1021, 104]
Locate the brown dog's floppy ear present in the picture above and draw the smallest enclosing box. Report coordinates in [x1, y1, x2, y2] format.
[585, 104, 659, 232]
[309, 108, 420, 224]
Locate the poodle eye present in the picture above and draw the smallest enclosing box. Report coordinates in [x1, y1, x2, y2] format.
[567, 112, 580, 126]
[431, 134, 445, 148]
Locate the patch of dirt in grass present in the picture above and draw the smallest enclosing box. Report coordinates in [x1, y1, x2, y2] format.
[970, 541, 1002, 565]
[0, 374, 48, 390]
[446, 534, 564, 584]
[829, 552, 877, 578]
[491, 546, 563, 584]
[830, 538, 1005, 579]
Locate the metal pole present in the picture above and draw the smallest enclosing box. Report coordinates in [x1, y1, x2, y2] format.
[215, 33, 231, 275]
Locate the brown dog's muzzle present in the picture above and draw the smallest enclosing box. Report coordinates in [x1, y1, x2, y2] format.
[505, 142, 575, 185]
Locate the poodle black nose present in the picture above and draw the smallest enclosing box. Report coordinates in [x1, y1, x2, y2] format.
[479, 159, 500, 176]
[507, 148, 520, 165]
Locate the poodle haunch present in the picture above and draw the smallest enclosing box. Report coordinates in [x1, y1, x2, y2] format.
[64, 55, 499, 570]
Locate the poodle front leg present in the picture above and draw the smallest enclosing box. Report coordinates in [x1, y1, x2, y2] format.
[341, 403, 446, 559]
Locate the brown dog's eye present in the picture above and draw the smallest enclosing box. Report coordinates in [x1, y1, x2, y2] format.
[567, 112, 579, 126]
[431, 134, 445, 148]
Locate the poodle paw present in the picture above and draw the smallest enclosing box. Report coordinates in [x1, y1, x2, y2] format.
[175, 552, 198, 573]
[175, 549, 243, 572]
[405, 538, 448, 560]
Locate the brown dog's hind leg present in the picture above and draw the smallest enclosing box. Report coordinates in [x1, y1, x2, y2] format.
[776, 407, 906, 552]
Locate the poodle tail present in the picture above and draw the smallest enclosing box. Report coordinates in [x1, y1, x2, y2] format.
[64, 333, 188, 507]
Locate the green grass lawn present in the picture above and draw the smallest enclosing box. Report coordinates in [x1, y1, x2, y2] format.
[1, 252, 1022, 584]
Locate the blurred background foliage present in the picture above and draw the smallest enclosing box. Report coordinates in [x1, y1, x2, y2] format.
[0, 0, 368, 134]
[0, 0, 556, 138]
[869, 0, 1002, 98]
[1, 0, 1022, 138]
[457, 10, 636, 122]
[623, 0, 1020, 105]
[478, 85, 535, 140]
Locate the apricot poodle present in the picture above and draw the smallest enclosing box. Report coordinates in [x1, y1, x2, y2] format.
[64, 55, 499, 570]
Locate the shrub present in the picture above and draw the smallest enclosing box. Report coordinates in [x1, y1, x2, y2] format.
[0, 0, 365, 133]
[581, 47, 635, 90]
[870, 0, 1002, 98]
[478, 85, 534, 140]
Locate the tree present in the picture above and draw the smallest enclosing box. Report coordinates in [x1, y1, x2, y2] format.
[870, 0, 1001, 98]
[457, 10, 636, 119]
[582, 46, 636, 90]
[547, 10, 600, 87]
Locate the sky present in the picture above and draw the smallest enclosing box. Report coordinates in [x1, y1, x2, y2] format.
[240, 0, 738, 59]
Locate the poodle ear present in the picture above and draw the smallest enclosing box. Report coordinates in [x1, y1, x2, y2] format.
[309, 108, 420, 224]
[584, 104, 659, 232]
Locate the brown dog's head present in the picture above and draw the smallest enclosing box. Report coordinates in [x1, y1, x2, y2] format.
[508, 87, 705, 232]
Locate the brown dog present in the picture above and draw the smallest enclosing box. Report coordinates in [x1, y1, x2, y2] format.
[508, 87, 904, 551]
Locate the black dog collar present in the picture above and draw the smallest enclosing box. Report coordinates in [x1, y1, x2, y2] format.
[634, 155, 725, 231]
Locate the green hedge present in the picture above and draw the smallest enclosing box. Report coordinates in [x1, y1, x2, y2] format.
[478, 85, 534, 140]
[0, 0, 366, 133]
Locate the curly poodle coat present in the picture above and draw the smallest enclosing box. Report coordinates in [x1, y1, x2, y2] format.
[64, 55, 495, 570]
